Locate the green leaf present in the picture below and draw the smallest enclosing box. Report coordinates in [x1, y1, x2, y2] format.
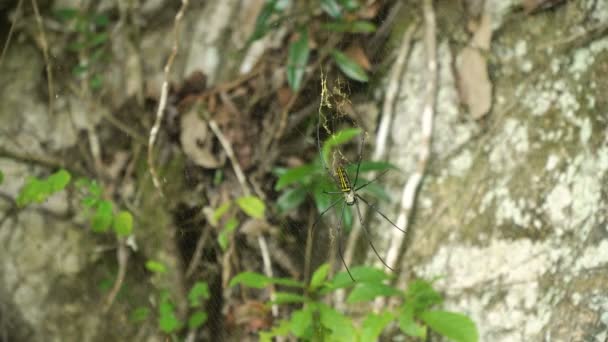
[85, 180, 102, 197]
[313, 178, 336, 213]
[290, 307, 313, 338]
[277, 187, 307, 213]
[322, 20, 376, 33]
[271, 277, 305, 288]
[261, 319, 292, 342]
[328, 266, 391, 289]
[345, 161, 398, 174]
[338, 0, 360, 11]
[399, 304, 426, 338]
[309, 263, 330, 290]
[0, 170, 3, 184]
[90, 74, 103, 90]
[347, 283, 401, 303]
[419, 311, 478, 342]
[272, 292, 308, 304]
[89, 32, 109, 47]
[145, 260, 167, 274]
[287, 28, 310, 91]
[218, 217, 239, 251]
[341, 204, 353, 231]
[113, 210, 133, 237]
[212, 202, 232, 225]
[47, 169, 71, 192]
[321, 127, 362, 165]
[318, 303, 356, 341]
[93, 14, 110, 27]
[331, 49, 369, 82]
[229, 272, 270, 288]
[275, 164, 317, 190]
[250, 0, 278, 42]
[54, 8, 78, 21]
[130, 307, 150, 323]
[82, 195, 99, 208]
[406, 279, 443, 313]
[188, 311, 208, 329]
[16, 178, 50, 207]
[356, 181, 391, 202]
[68, 41, 86, 52]
[361, 312, 395, 341]
[188, 281, 210, 307]
[91, 200, 113, 233]
[321, 0, 343, 18]
[236, 196, 266, 219]
[159, 293, 182, 333]
[213, 169, 223, 185]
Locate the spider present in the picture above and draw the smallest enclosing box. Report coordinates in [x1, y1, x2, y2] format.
[315, 118, 406, 281]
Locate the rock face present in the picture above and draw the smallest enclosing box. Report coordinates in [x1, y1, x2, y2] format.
[369, 1, 608, 340]
[0, 0, 607, 341]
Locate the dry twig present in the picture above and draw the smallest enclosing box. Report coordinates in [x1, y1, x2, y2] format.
[147, 0, 189, 196]
[31, 0, 54, 115]
[0, 0, 23, 69]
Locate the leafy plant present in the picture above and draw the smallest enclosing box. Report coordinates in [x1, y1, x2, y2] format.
[76, 178, 134, 237]
[230, 264, 478, 342]
[136, 261, 211, 335]
[274, 128, 395, 229]
[54, 8, 111, 91]
[16, 169, 71, 207]
[212, 195, 267, 251]
[249, 0, 375, 89]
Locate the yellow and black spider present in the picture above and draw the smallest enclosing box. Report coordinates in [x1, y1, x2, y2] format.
[315, 114, 405, 281]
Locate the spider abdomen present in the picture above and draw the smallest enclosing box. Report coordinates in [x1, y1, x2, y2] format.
[336, 166, 356, 205]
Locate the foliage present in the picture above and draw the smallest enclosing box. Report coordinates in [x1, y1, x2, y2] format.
[135, 263, 211, 335]
[274, 128, 395, 229]
[16, 169, 71, 207]
[231, 264, 478, 342]
[250, 0, 375, 89]
[213, 195, 267, 251]
[76, 178, 134, 237]
[53, 8, 111, 91]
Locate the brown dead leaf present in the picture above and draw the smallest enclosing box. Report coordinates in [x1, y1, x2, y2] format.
[180, 109, 226, 168]
[345, 44, 371, 70]
[456, 14, 493, 120]
[358, 0, 381, 19]
[277, 86, 293, 109]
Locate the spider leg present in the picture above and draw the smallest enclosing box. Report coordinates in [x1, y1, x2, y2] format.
[352, 132, 365, 187]
[354, 169, 390, 192]
[356, 194, 406, 234]
[323, 190, 343, 195]
[353, 200, 395, 271]
[312, 197, 343, 229]
[336, 203, 355, 281]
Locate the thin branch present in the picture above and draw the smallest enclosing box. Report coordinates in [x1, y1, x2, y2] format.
[103, 242, 129, 312]
[0, 0, 23, 69]
[207, 120, 249, 195]
[31, 0, 54, 115]
[186, 223, 211, 278]
[147, 0, 189, 196]
[0, 145, 87, 176]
